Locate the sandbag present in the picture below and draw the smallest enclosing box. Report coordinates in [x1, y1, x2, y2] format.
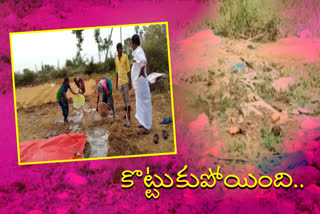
[19, 133, 86, 163]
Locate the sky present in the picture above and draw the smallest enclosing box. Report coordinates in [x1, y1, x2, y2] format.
[11, 25, 139, 73]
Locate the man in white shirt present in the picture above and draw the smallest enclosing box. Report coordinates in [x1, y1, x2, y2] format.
[131, 34, 152, 134]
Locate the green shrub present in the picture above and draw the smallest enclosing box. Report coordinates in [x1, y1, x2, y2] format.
[14, 73, 24, 86]
[96, 62, 105, 73]
[65, 59, 76, 68]
[22, 69, 36, 84]
[142, 24, 169, 74]
[210, 0, 281, 42]
[52, 68, 68, 79]
[105, 58, 115, 73]
[261, 125, 281, 152]
[84, 58, 96, 76]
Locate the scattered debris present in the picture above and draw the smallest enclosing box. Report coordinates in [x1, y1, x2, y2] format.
[240, 57, 254, 69]
[247, 44, 255, 50]
[237, 116, 244, 124]
[247, 92, 261, 102]
[229, 126, 242, 135]
[232, 62, 246, 73]
[272, 113, 281, 123]
[292, 108, 312, 115]
[240, 102, 263, 117]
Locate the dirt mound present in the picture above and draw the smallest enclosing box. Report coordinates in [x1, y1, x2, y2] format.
[106, 118, 141, 156]
[257, 37, 320, 63]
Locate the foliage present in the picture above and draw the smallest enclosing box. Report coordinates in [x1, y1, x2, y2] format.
[22, 69, 36, 84]
[52, 68, 68, 79]
[65, 59, 77, 68]
[141, 24, 169, 74]
[149, 76, 170, 93]
[15, 69, 36, 86]
[72, 30, 84, 51]
[94, 29, 106, 62]
[84, 57, 96, 76]
[261, 125, 281, 152]
[210, 0, 281, 42]
[38, 64, 53, 81]
[95, 62, 105, 73]
[94, 28, 114, 72]
[72, 30, 85, 66]
[40, 64, 54, 73]
[123, 37, 133, 59]
[105, 57, 115, 73]
[255, 80, 276, 102]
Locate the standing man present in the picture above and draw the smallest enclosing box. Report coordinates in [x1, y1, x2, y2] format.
[115, 43, 132, 121]
[131, 34, 152, 134]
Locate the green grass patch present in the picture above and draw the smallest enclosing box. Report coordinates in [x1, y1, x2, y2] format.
[286, 63, 320, 107]
[227, 138, 247, 155]
[261, 125, 281, 152]
[255, 80, 276, 102]
[210, 0, 281, 42]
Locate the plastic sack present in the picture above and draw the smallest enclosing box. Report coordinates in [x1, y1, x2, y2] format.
[147, 72, 165, 84]
[232, 62, 246, 73]
[19, 133, 87, 163]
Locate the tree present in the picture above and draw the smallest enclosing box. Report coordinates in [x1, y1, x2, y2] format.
[123, 37, 133, 59]
[141, 24, 168, 74]
[103, 28, 113, 73]
[22, 68, 36, 84]
[65, 59, 76, 68]
[94, 28, 113, 73]
[85, 57, 96, 77]
[134, 26, 140, 34]
[94, 29, 103, 62]
[72, 30, 84, 66]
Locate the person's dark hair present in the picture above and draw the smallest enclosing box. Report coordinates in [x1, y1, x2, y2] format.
[131, 34, 140, 46]
[74, 77, 80, 87]
[63, 77, 69, 84]
[116, 43, 123, 49]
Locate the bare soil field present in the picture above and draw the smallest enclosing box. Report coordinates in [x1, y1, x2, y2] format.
[16, 74, 175, 158]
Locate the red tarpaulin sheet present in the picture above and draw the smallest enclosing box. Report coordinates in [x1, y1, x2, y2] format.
[19, 133, 87, 163]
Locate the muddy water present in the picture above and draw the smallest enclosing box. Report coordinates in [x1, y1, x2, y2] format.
[66, 106, 109, 158]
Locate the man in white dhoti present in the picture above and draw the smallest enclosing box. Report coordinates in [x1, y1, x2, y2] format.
[131, 34, 152, 135]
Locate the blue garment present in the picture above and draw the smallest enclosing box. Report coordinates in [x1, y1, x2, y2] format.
[160, 117, 172, 124]
[59, 99, 69, 120]
[64, 84, 70, 92]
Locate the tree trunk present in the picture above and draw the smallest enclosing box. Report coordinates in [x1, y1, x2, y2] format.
[104, 27, 114, 73]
